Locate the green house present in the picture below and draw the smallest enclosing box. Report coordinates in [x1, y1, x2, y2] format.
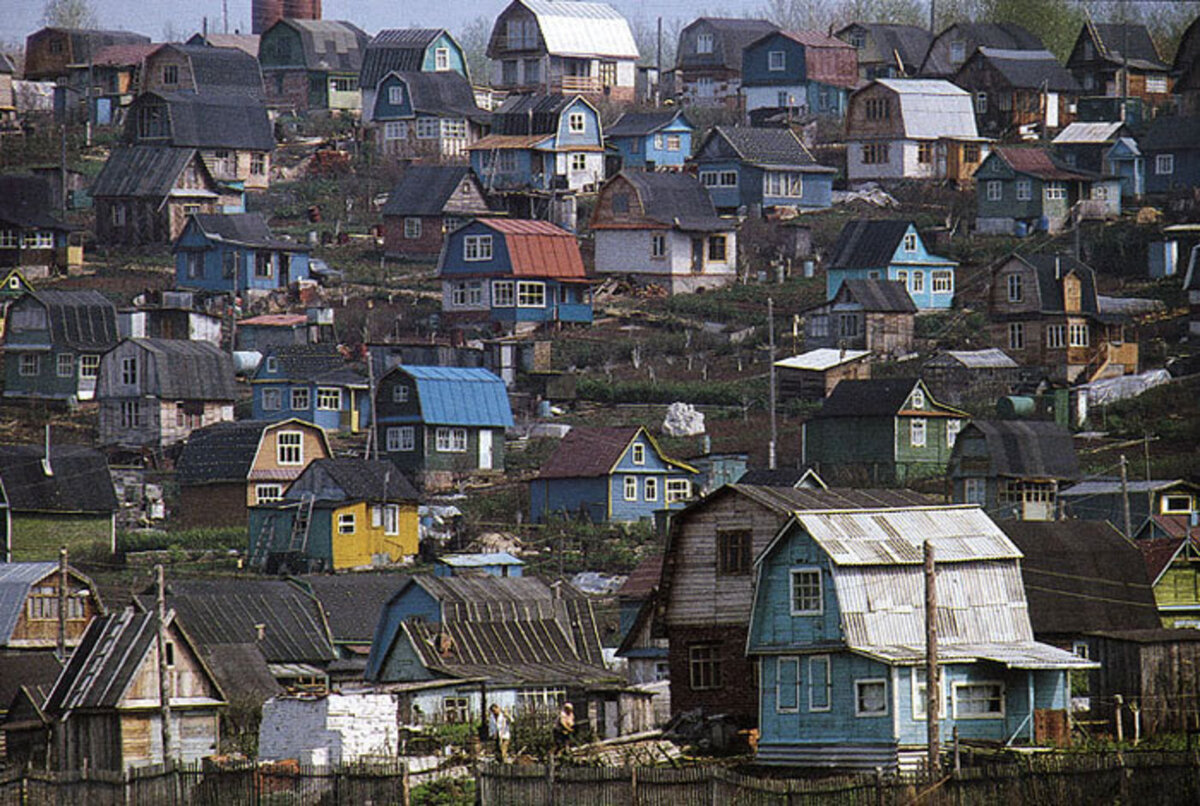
[1139, 536, 1200, 628]
[802, 377, 967, 485]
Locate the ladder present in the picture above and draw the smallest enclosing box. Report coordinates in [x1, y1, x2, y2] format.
[249, 516, 277, 570]
[286, 493, 315, 554]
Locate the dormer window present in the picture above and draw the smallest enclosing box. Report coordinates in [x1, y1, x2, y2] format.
[903, 232, 917, 252]
[768, 51, 786, 71]
[697, 33, 714, 54]
[266, 356, 278, 373]
[388, 85, 404, 105]
[1006, 273, 1023, 303]
[568, 112, 586, 133]
[162, 64, 179, 85]
[632, 443, 645, 464]
[911, 388, 925, 409]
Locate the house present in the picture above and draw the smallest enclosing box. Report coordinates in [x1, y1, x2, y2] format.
[360, 29, 470, 119]
[605, 109, 693, 169]
[0, 444, 118, 562]
[41, 607, 225, 770]
[251, 344, 370, 434]
[140, 42, 265, 99]
[0, 562, 104, 650]
[774, 349, 871, 403]
[0, 269, 33, 339]
[486, 0, 639, 102]
[530, 426, 698, 524]
[952, 48, 1079, 139]
[185, 33, 261, 57]
[1174, 16, 1200, 116]
[917, 21, 1045, 78]
[674, 18, 778, 107]
[1060, 478, 1200, 539]
[124, 91, 273, 191]
[381, 166, 492, 261]
[173, 213, 311, 294]
[921, 348, 1023, 406]
[748, 506, 1093, 769]
[375, 365, 514, 489]
[691, 126, 836, 213]
[0, 652, 61, 768]
[845, 79, 987, 183]
[1139, 115, 1200, 195]
[95, 338, 237, 452]
[614, 554, 667, 686]
[434, 553, 524, 578]
[1139, 535, 1200, 627]
[0, 175, 83, 278]
[258, 19, 370, 113]
[974, 145, 1120, 235]
[438, 219, 592, 330]
[985, 253, 1138, 383]
[802, 278, 916, 357]
[824, 220, 957, 310]
[366, 71, 489, 162]
[119, 290, 223, 345]
[1051, 120, 1140, 194]
[740, 30, 858, 118]
[656, 484, 933, 725]
[834, 23, 931, 81]
[57, 41, 157, 124]
[1066, 22, 1171, 110]
[175, 418, 332, 528]
[948, 420, 1079, 521]
[91, 146, 244, 246]
[22, 27, 151, 82]
[802, 377, 968, 484]
[248, 458, 420, 573]
[470, 93, 604, 195]
[2, 289, 118, 403]
[365, 575, 652, 738]
[591, 171, 737, 294]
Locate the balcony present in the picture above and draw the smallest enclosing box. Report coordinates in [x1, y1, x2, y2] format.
[558, 75, 602, 94]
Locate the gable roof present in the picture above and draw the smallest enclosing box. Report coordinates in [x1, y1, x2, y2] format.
[1001, 519, 1160, 635]
[185, 33, 261, 56]
[295, 572, 407, 645]
[704, 126, 832, 171]
[836, 23, 931, 73]
[491, 92, 589, 136]
[920, 22, 1045, 76]
[262, 344, 359, 383]
[1137, 536, 1198, 586]
[0, 175, 70, 231]
[19, 289, 118, 351]
[476, 219, 588, 280]
[706, 484, 935, 516]
[616, 554, 662, 601]
[962, 48, 1080, 92]
[869, 78, 980, 140]
[503, 0, 638, 60]
[119, 338, 237, 400]
[611, 170, 728, 232]
[0, 562, 99, 646]
[90, 145, 207, 200]
[1004, 253, 1099, 314]
[1086, 22, 1167, 70]
[131, 91, 273, 151]
[536, 425, 692, 479]
[176, 420, 273, 484]
[827, 219, 914, 269]
[361, 29, 451, 86]
[927, 348, 1018, 369]
[989, 145, 1095, 181]
[393, 365, 514, 428]
[380, 71, 486, 123]
[0, 651, 61, 717]
[183, 212, 308, 251]
[679, 17, 779, 72]
[606, 109, 690, 137]
[0, 444, 117, 514]
[841, 278, 919, 312]
[957, 420, 1080, 480]
[815, 377, 952, 418]
[294, 458, 420, 503]
[151, 43, 265, 98]
[382, 166, 487, 218]
[268, 19, 369, 72]
[762, 30, 859, 89]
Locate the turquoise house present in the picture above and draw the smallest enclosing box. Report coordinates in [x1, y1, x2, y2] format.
[824, 219, 958, 310]
[748, 505, 1093, 770]
[360, 28, 470, 121]
[605, 109, 694, 169]
[250, 344, 371, 434]
[529, 426, 698, 524]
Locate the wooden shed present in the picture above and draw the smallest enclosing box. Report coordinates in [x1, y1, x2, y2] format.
[775, 348, 870, 402]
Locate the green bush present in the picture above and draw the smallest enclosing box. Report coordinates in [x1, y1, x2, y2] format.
[411, 777, 476, 806]
[577, 378, 763, 407]
[117, 527, 246, 554]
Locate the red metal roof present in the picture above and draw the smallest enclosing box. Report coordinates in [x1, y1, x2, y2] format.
[779, 30, 859, 89]
[238, 313, 307, 327]
[91, 43, 158, 67]
[482, 219, 588, 280]
[995, 146, 1091, 180]
[617, 554, 663, 601]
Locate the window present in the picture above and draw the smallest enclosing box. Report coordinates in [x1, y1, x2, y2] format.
[947, 418, 962, 448]
[696, 33, 714, 54]
[110, 204, 126, 227]
[599, 60, 617, 87]
[763, 171, 802, 198]
[910, 388, 925, 409]
[387, 85, 404, 105]
[443, 120, 466, 140]
[387, 426, 415, 452]
[949, 40, 966, 64]
[338, 512, 356, 534]
[262, 388, 282, 411]
[964, 477, 986, 505]
[861, 143, 889, 164]
[632, 443, 645, 465]
[1163, 495, 1195, 514]
[768, 51, 786, 71]
[436, 427, 467, 452]
[666, 479, 692, 502]
[317, 387, 342, 410]
[282, 388, 306, 413]
[975, 92, 987, 113]
[624, 475, 638, 501]
[790, 568, 822, 615]
[1008, 322, 1025, 349]
[525, 58, 541, 84]
[120, 400, 142, 429]
[277, 431, 303, 465]
[1006, 274, 1023, 303]
[162, 64, 179, 85]
[383, 121, 408, 143]
[251, 153, 268, 176]
[1146, 75, 1167, 94]
[778, 90, 791, 107]
[932, 271, 953, 293]
[688, 643, 720, 690]
[699, 171, 736, 187]
[56, 353, 73, 378]
[568, 112, 586, 133]
[447, 280, 483, 308]
[1156, 154, 1174, 175]
[0, 230, 16, 248]
[1016, 178, 1032, 201]
[330, 76, 357, 92]
[986, 181, 1002, 202]
[895, 270, 907, 287]
[26, 587, 85, 621]
[569, 153, 587, 172]
[666, 134, 681, 151]
[651, 233, 666, 258]
[808, 656, 831, 711]
[864, 97, 889, 120]
[644, 477, 658, 501]
[392, 385, 409, 404]
[79, 355, 99, 379]
[910, 272, 924, 293]
[911, 418, 927, 447]
[22, 231, 53, 249]
[838, 313, 860, 338]
[718, 530, 751, 575]
[120, 356, 138, 386]
[953, 682, 1005, 718]
[1045, 182, 1066, 200]
[912, 668, 947, 720]
[492, 280, 515, 307]
[412, 118, 438, 139]
[707, 236, 727, 262]
[856, 679, 888, 716]
[1069, 322, 1089, 347]
[963, 143, 980, 163]
[255, 252, 273, 279]
[464, 234, 492, 261]
[1046, 324, 1066, 349]
[434, 47, 450, 71]
[256, 484, 283, 504]
[404, 218, 422, 239]
[776, 657, 800, 712]
[517, 281, 545, 308]
[917, 141, 933, 164]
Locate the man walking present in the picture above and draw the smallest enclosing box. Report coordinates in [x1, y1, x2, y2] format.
[489, 703, 511, 762]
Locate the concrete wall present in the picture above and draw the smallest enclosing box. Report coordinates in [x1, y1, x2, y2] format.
[258, 693, 400, 764]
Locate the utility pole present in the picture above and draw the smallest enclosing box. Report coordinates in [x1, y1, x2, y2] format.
[57, 547, 68, 662]
[156, 564, 175, 765]
[925, 541, 940, 780]
[1120, 454, 1132, 540]
[768, 297, 777, 470]
[655, 17, 663, 107]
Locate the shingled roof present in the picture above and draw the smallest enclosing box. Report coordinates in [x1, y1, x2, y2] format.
[827, 219, 915, 270]
[1008, 253, 1100, 314]
[840, 278, 918, 312]
[1139, 115, 1200, 151]
[383, 71, 487, 123]
[599, 171, 728, 233]
[151, 43, 265, 97]
[296, 572, 408, 645]
[813, 377, 926, 418]
[704, 126, 832, 170]
[262, 344, 363, 385]
[176, 420, 275, 484]
[130, 91, 273, 151]
[678, 18, 779, 72]
[962, 48, 1080, 92]
[292, 458, 420, 503]
[0, 444, 118, 514]
[91, 146, 210, 199]
[920, 22, 1045, 76]
[957, 420, 1080, 480]
[184, 212, 308, 251]
[836, 23, 931, 74]
[536, 426, 640, 479]
[1087, 23, 1167, 70]
[361, 29, 451, 87]
[990, 146, 1095, 180]
[382, 165, 489, 218]
[120, 338, 237, 401]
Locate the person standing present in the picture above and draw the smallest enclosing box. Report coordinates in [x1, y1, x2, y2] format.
[488, 703, 511, 762]
[553, 702, 575, 754]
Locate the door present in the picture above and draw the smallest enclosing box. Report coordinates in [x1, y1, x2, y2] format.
[478, 429, 493, 470]
[691, 238, 704, 273]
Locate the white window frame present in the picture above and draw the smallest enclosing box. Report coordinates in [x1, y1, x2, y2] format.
[632, 443, 645, 465]
[911, 388, 925, 409]
[277, 431, 303, 465]
[387, 425, 415, 452]
[947, 418, 962, 448]
[262, 388, 282, 411]
[387, 86, 404, 105]
[789, 567, 822, 615]
[492, 280, 515, 307]
[1045, 182, 1066, 200]
[569, 152, 587, 172]
[435, 427, 468, 453]
[964, 477, 987, 505]
[416, 118, 440, 139]
[517, 281, 546, 308]
[338, 512, 356, 534]
[932, 270, 953, 293]
[1006, 273, 1023, 303]
[952, 681, 1005, 719]
[696, 33, 714, 54]
[911, 417, 927, 448]
[568, 112, 586, 133]
[79, 354, 100, 379]
[808, 655, 831, 712]
[910, 271, 924, 293]
[1069, 322, 1089, 347]
[255, 484, 283, 504]
[464, 234, 492, 261]
[763, 171, 802, 198]
[665, 479, 692, 502]
[775, 656, 800, 713]
[1045, 324, 1066, 349]
[1146, 75, 1167, 94]
[911, 667, 947, 721]
[291, 387, 310, 411]
[404, 218, 422, 239]
[1156, 154, 1174, 175]
[986, 181, 1002, 202]
[56, 353, 74, 378]
[644, 476, 658, 502]
[666, 134, 681, 151]
[434, 47, 450, 71]
[855, 679, 889, 717]
[392, 385, 410, 404]
[623, 475, 638, 501]
[1016, 178, 1032, 201]
[17, 353, 39, 377]
[768, 50, 786, 71]
[383, 120, 407, 141]
[1162, 495, 1195, 514]
[316, 387, 342, 411]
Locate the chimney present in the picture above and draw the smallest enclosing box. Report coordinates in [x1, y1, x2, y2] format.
[41, 425, 53, 477]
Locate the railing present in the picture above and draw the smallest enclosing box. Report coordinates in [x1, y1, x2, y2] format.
[558, 75, 602, 93]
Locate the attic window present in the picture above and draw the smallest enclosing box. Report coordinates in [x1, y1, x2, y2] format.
[388, 85, 404, 105]
[435, 47, 450, 71]
[162, 64, 179, 85]
[911, 388, 925, 409]
[950, 40, 966, 64]
[265, 356, 279, 373]
[696, 33, 714, 54]
[768, 51, 786, 71]
[903, 232, 918, 252]
[568, 112, 586, 133]
[1163, 495, 1195, 514]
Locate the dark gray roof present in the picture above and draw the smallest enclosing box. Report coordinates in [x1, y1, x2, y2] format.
[175, 420, 272, 484]
[185, 212, 308, 251]
[679, 18, 780, 72]
[90, 146, 204, 199]
[386, 70, 487, 123]
[492, 93, 575, 136]
[123, 338, 237, 401]
[197, 642, 281, 704]
[1088, 23, 1166, 70]
[131, 91, 273, 151]
[0, 444, 118, 514]
[271, 19, 369, 73]
[261, 344, 360, 383]
[706, 126, 829, 170]
[958, 420, 1080, 480]
[828, 219, 914, 270]
[841, 278, 918, 312]
[736, 467, 815, 487]
[0, 562, 58, 644]
[837, 23, 932, 73]
[1013, 253, 1099, 314]
[0, 53, 16, 74]
[296, 572, 408, 644]
[154, 43, 264, 98]
[0, 651, 60, 714]
[360, 29, 447, 87]
[381, 165, 486, 217]
[25, 289, 119, 351]
[44, 609, 159, 713]
[814, 377, 922, 418]
[291, 458, 420, 503]
[961, 48, 1080, 92]
[921, 22, 1045, 76]
[719, 483, 935, 512]
[1139, 116, 1200, 151]
[606, 109, 690, 137]
[619, 170, 728, 232]
[0, 175, 71, 231]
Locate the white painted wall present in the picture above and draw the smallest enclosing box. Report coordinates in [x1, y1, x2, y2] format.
[847, 138, 907, 181]
[743, 85, 806, 113]
[258, 693, 400, 765]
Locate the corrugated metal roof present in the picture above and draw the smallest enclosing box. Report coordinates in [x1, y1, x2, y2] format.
[398, 365, 514, 427]
[481, 219, 588, 280]
[518, 0, 639, 59]
[1052, 121, 1126, 144]
[775, 348, 870, 372]
[1062, 478, 1194, 497]
[934, 348, 1018, 369]
[874, 79, 980, 140]
[126, 337, 237, 401]
[439, 552, 524, 567]
[468, 133, 553, 151]
[0, 562, 58, 644]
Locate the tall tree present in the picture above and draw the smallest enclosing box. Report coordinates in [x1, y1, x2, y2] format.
[456, 16, 492, 87]
[42, 0, 98, 29]
[982, 0, 1084, 60]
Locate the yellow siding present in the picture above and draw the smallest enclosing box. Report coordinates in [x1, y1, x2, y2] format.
[330, 501, 419, 569]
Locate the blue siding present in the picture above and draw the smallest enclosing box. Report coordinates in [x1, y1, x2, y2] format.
[554, 98, 602, 148]
[422, 34, 468, 77]
[174, 219, 311, 293]
[1145, 147, 1200, 194]
[530, 476, 609, 523]
[372, 73, 414, 120]
[610, 119, 693, 169]
[749, 528, 841, 649]
[701, 162, 833, 212]
[743, 34, 809, 86]
[825, 224, 956, 309]
[251, 380, 369, 431]
[470, 147, 543, 191]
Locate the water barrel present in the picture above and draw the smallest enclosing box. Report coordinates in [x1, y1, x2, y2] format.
[1014, 221, 1028, 238]
[996, 395, 1035, 419]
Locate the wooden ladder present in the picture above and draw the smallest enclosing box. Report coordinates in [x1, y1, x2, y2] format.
[286, 493, 315, 554]
[248, 516, 277, 569]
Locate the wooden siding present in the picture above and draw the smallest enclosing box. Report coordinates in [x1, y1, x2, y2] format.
[178, 482, 247, 529]
[328, 500, 419, 569]
[246, 423, 330, 507]
[847, 84, 904, 139]
[5, 572, 102, 649]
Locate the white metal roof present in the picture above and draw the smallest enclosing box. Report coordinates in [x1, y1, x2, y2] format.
[872, 78, 979, 141]
[775, 348, 870, 372]
[1052, 121, 1125, 144]
[521, 0, 639, 59]
[939, 348, 1018, 369]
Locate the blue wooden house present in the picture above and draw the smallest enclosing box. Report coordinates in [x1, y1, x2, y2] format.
[433, 552, 524, 578]
[250, 344, 370, 434]
[529, 426, 699, 524]
[360, 28, 471, 120]
[367, 71, 489, 162]
[1140, 116, 1200, 195]
[825, 220, 958, 309]
[741, 30, 858, 118]
[690, 126, 835, 213]
[605, 109, 694, 169]
[174, 213, 311, 294]
[438, 218, 592, 330]
[748, 505, 1093, 770]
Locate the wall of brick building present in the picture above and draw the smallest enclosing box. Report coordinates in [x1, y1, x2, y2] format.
[667, 624, 759, 727]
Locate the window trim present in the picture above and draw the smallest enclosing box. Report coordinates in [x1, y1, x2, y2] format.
[623, 475, 638, 501]
[855, 678, 889, 717]
[644, 476, 658, 502]
[387, 425, 416, 452]
[952, 680, 1006, 719]
[516, 280, 546, 308]
[435, 426, 468, 453]
[911, 667, 947, 721]
[277, 430, 304, 466]
[631, 443, 645, 465]
[337, 512, 356, 535]
[717, 529, 752, 576]
[316, 387, 342, 411]
[261, 387, 283, 412]
[567, 111, 586, 133]
[463, 234, 493, 262]
[767, 50, 786, 71]
[492, 280, 515, 307]
[1163, 494, 1195, 514]
[255, 484, 283, 504]
[687, 642, 721, 690]
[910, 417, 927, 448]
[789, 567, 823, 616]
[775, 656, 801, 713]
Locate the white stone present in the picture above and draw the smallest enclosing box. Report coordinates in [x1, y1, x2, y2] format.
[662, 402, 705, 437]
